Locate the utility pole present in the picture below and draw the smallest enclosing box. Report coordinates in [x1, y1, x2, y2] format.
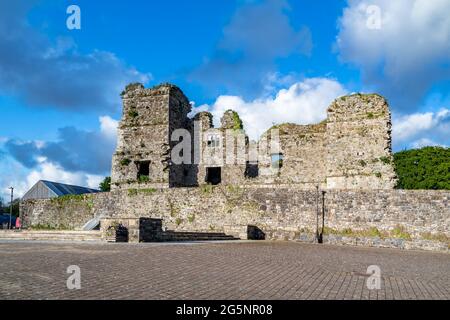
[9, 187, 13, 229]
[315, 185, 319, 243]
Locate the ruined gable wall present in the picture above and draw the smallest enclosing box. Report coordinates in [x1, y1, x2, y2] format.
[326, 94, 397, 189]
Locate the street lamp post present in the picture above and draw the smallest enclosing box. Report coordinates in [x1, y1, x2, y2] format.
[9, 187, 13, 229]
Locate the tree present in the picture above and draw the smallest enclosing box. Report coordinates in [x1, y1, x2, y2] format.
[99, 176, 111, 192]
[394, 146, 450, 190]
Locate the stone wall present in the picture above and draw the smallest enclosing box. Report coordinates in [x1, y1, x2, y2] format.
[110, 82, 397, 191]
[326, 94, 397, 189]
[21, 188, 449, 251]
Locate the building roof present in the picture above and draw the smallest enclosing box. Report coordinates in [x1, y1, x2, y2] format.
[40, 180, 99, 196]
[22, 180, 99, 201]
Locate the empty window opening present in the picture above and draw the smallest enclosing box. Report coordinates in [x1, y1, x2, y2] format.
[137, 161, 150, 181]
[245, 161, 259, 178]
[207, 134, 220, 148]
[271, 153, 284, 169]
[205, 167, 221, 185]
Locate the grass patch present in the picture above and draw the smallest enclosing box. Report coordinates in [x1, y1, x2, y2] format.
[128, 189, 138, 196]
[120, 158, 131, 166]
[128, 110, 139, 118]
[379, 156, 392, 165]
[187, 214, 195, 223]
[420, 232, 450, 244]
[200, 184, 214, 194]
[391, 225, 412, 240]
[138, 175, 150, 183]
[358, 160, 367, 167]
[30, 224, 70, 231]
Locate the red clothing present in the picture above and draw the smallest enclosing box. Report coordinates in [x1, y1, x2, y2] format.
[15, 217, 21, 229]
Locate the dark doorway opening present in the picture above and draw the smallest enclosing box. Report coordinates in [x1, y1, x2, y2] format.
[136, 161, 150, 180]
[245, 161, 259, 178]
[205, 167, 221, 185]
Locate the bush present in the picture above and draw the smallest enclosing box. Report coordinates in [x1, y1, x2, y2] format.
[99, 177, 111, 192]
[394, 147, 450, 190]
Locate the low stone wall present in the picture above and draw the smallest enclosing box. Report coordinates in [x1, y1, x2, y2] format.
[20, 187, 450, 251]
[297, 233, 449, 252]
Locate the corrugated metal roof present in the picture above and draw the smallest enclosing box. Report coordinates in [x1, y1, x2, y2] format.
[40, 180, 99, 197]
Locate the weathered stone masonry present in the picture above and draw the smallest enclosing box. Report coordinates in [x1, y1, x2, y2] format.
[111, 83, 397, 190]
[21, 187, 450, 250]
[20, 83, 449, 251]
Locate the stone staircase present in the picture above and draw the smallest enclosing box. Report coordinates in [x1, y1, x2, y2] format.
[158, 231, 239, 242]
[0, 230, 102, 242]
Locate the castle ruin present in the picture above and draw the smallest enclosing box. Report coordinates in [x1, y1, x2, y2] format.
[19, 83, 449, 252]
[111, 83, 397, 190]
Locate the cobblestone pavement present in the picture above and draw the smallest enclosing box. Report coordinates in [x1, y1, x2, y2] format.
[0, 240, 449, 300]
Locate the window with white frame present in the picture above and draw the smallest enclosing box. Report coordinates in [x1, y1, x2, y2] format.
[207, 134, 220, 148]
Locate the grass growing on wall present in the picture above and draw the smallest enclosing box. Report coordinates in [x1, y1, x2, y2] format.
[322, 226, 413, 240]
[30, 224, 70, 231]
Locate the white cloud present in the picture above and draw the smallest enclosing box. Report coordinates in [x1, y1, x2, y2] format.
[411, 138, 447, 149]
[99, 115, 119, 141]
[1, 116, 118, 200]
[336, 0, 450, 109]
[392, 108, 450, 148]
[26, 161, 88, 189]
[393, 112, 435, 141]
[192, 78, 347, 140]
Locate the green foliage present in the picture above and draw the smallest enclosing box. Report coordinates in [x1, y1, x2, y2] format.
[358, 160, 367, 167]
[99, 177, 111, 192]
[379, 156, 391, 165]
[421, 232, 450, 245]
[121, 82, 144, 95]
[30, 224, 70, 231]
[128, 188, 157, 196]
[394, 147, 450, 190]
[138, 175, 150, 183]
[141, 188, 157, 194]
[201, 184, 214, 194]
[175, 218, 183, 226]
[120, 158, 131, 166]
[225, 110, 244, 131]
[1, 198, 20, 216]
[391, 225, 412, 240]
[128, 189, 138, 196]
[51, 194, 85, 203]
[187, 214, 195, 223]
[128, 110, 139, 118]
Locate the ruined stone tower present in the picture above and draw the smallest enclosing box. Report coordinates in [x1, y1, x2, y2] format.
[111, 83, 192, 189]
[326, 94, 397, 189]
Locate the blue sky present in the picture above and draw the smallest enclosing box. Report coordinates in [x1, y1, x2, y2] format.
[0, 0, 449, 200]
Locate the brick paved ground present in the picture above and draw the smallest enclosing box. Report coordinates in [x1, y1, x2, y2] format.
[0, 240, 448, 300]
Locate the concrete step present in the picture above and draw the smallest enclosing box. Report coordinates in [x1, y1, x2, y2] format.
[0, 230, 102, 242]
[161, 231, 239, 242]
